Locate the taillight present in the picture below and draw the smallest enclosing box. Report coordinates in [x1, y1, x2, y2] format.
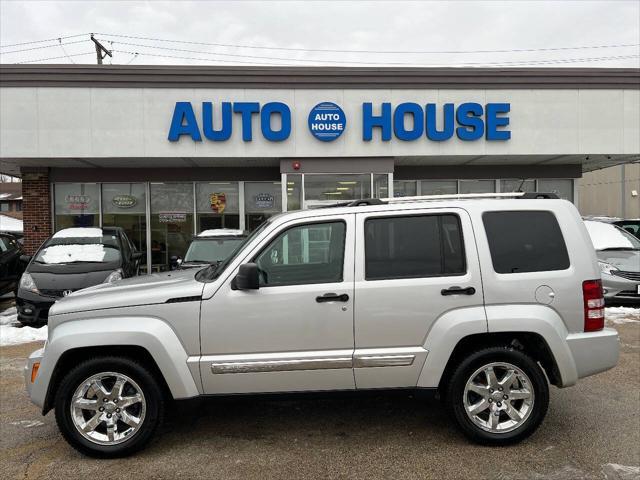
[583, 279, 605, 332]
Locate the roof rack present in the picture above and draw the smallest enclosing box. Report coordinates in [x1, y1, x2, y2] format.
[381, 192, 559, 203]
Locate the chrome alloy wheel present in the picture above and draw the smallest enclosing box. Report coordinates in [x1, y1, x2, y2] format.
[70, 372, 146, 446]
[463, 362, 534, 433]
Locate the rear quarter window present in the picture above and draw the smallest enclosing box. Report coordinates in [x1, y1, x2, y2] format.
[482, 210, 570, 274]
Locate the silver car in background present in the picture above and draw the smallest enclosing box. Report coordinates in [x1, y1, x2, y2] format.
[584, 220, 640, 305]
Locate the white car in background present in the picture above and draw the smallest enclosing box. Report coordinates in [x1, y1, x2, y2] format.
[171, 229, 247, 269]
[584, 220, 640, 305]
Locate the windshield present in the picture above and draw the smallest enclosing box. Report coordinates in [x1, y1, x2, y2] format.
[35, 233, 122, 264]
[184, 238, 245, 263]
[584, 221, 640, 251]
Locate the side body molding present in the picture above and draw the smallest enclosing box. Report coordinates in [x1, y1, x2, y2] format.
[416, 306, 488, 388]
[485, 304, 578, 387]
[31, 317, 201, 409]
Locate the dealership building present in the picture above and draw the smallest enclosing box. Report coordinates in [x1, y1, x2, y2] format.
[0, 65, 638, 272]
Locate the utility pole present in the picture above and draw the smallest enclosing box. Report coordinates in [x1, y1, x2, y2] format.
[90, 34, 112, 65]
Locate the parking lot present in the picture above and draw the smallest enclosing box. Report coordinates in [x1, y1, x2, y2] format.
[1, 304, 639, 480]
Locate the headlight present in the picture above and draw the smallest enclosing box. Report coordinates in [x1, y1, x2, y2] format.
[598, 261, 618, 275]
[103, 269, 123, 283]
[19, 272, 39, 293]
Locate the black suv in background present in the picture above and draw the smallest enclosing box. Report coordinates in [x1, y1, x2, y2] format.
[17, 226, 143, 327]
[0, 232, 26, 297]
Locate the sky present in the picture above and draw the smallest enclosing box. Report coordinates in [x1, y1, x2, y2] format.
[0, 0, 639, 67]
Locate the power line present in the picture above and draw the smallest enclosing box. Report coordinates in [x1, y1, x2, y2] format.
[0, 33, 89, 49]
[57, 39, 76, 64]
[113, 48, 639, 67]
[102, 39, 640, 66]
[0, 39, 87, 55]
[15, 52, 96, 64]
[96, 32, 640, 55]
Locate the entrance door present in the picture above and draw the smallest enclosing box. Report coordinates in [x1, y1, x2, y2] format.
[199, 213, 356, 394]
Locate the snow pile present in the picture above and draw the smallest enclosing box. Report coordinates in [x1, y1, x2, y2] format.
[40, 244, 106, 264]
[0, 325, 47, 346]
[605, 307, 640, 325]
[198, 229, 244, 237]
[0, 214, 23, 233]
[0, 306, 18, 326]
[52, 227, 102, 238]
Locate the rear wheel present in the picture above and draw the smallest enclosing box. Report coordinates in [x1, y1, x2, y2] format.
[54, 357, 164, 457]
[445, 347, 549, 445]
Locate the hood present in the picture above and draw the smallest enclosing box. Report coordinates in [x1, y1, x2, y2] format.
[49, 269, 205, 317]
[596, 250, 640, 272]
[29, 270, 114, 296]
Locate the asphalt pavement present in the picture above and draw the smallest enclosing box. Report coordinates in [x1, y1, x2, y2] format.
[1, 318, 638, 480]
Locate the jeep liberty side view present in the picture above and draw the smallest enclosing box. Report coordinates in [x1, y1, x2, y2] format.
[25, 193, 619, 457]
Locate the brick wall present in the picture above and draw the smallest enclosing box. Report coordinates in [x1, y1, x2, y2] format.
[21, 168, 51, 255]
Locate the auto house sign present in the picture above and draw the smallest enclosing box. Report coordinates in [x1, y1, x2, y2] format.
[112, 194, 137, 209]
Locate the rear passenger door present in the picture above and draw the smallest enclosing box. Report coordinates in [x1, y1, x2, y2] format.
[353, 208, 485, 389]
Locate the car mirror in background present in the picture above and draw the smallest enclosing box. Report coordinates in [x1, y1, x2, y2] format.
[169, 255, 182, 270]
[19, 255, 32, 263]
[232, 263, 260, 290]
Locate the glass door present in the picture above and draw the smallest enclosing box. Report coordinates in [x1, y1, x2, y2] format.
[301, 173, 385, 209]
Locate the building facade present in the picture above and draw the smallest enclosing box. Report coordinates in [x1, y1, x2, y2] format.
[1, 66, 639, 272]
[578, 162, 640, 219]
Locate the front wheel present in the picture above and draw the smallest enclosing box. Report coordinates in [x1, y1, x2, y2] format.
[445, 347, 549, 445]
[54, 357, 164, 457]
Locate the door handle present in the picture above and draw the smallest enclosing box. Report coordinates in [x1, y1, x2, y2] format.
[441, 286, 476, 296]
[316, 293, 349, 303]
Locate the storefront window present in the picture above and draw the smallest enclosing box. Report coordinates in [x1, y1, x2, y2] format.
[393, 180, 418, 198]
[304, 174, 371, 207]
[373, 174, 389, 198]
[286, 174, 303, 211]
[459, 180, 495, 194]
[500, 179, 536, 193]
[54, 183, 99, 230]
[421, 180, 457, 195]
[101, 183, 147, 270]
[150, 183, 194, 271]
[244, 182, 282, 231]
[538, 179, 573, 201]
[196, 182, 240, 231]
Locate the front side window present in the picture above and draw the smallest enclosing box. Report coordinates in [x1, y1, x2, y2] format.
[483, 211, 570, 274]
[254, 221, 346, 287]
[365, 214, 466, 280]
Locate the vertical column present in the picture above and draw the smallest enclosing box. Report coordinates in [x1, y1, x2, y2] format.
[20, 167, 52, 255]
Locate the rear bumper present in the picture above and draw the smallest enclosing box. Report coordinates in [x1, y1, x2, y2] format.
[566, 328, 619, 380]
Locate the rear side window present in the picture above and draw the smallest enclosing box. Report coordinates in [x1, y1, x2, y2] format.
[365, 214, 465, 280]
[482, 211, 570, 274]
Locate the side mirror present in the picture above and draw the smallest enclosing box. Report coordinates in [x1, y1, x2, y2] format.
[169, 255, 182, 270]
[19, 254, 32, 263]
[232, 263, 260, 290]
[132, 252, 144, 260]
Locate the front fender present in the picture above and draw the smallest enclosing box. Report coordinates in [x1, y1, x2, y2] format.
[486, 304, 578, 387]
[30, 316, 201, 410]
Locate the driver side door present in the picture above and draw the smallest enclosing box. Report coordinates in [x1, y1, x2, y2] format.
[199, 214, 356, 394]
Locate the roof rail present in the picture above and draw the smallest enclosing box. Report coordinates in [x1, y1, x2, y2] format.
[380, 191, 559, 203]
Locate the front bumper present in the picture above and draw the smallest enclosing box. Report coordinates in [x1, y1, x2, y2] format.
[24, 347, 46, 409]
[601, 273, 640, 305]
[16, 290, 56, 326]
[566, 328, 619, 380]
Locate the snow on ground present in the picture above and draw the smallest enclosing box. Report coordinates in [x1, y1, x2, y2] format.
[0, 325, 48, 346]
[0, 306, 18, 325]
[605, 306, 640, 325]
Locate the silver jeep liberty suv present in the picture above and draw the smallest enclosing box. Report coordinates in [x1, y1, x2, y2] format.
[25, 192, 619, 457]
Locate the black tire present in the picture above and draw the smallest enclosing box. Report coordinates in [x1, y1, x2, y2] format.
[444, 347, 549, 445]
[54, 356, 164, 458]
